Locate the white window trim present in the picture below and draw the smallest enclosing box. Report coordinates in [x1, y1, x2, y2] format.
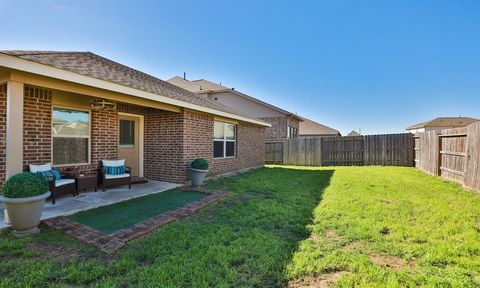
[214, 122, 236, 159]
[51, 106, 91, 167]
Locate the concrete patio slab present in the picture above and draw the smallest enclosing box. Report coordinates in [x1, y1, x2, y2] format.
[0, 180, 180, 231]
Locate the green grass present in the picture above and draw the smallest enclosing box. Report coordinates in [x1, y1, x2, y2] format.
[67, 189, 205, 233]
[1, 166, 479, 287]
[285, 166, 480, 287]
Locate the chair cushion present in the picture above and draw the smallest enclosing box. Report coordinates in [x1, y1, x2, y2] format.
[37, 168, 62, 181]
[55, 178, 75, 187]
[104, 173, 130, 180]
[102, 159, 125, 167]
[104, 165, 126, 175]
[29, 163, 52, 173]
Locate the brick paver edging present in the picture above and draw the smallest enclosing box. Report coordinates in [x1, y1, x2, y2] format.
[43, 189, 230, 253]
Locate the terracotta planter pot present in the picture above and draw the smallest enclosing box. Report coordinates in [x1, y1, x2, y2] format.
[190, 168, 209, 187]
[0, 191, 50, 237]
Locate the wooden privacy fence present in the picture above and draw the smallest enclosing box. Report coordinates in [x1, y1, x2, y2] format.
[414, 121, 480, 191]
[265, 133, 415, 167]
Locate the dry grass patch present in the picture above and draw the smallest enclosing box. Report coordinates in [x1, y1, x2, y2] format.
[288, 272, 347, 288]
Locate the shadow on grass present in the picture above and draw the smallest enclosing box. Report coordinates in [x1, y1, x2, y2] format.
[0, 166, 334, 288]
[122, 166, 334, 287]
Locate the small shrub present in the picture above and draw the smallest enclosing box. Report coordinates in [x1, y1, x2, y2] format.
[1, 172, 49, 198]
[191, 158, 209, 170]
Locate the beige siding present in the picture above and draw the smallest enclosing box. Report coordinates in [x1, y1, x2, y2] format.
[207, 92, 283, 118]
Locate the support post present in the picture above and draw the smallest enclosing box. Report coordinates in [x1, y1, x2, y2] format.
[6, 81, 24, 178]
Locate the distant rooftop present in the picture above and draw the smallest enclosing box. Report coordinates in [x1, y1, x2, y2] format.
[299, 118, 340, 136]
[406, 117, 479, 130]
[167, 76, 303, 121]
[347, 130, 361, 136]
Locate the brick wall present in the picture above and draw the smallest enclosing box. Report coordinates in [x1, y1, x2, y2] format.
[18, 94, 264, 185]
[22, 86, 119, 176]
[182, 110, 264, 180]
[23, 86, 52, 166]
[87, 108, 118, 174]
[210, 122, 265, 175]
[262, 116, 287, 141]
[182, 110, 214, 180]
[117, 103, 186, 183]
[0, 85, 6, 185]
[261, 116, 300, 141]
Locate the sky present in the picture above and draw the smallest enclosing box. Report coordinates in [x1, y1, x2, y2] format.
[1, 0, 479, 135]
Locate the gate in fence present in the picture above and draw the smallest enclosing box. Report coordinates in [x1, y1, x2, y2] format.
[414, 122, 480, 191]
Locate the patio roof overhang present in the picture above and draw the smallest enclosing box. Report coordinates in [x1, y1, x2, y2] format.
[0, 53, 271, 127]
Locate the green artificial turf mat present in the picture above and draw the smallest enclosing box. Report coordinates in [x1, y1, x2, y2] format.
[67, 189, 205, 233]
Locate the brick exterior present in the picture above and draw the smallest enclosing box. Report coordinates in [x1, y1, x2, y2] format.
[23, 86, 52, 166]
[182, 110, 213, 180]
[88, 108, 118, 174]
[0, 85, 6, 185]
[261, 116, 300, 141]
[211, 122, 265, 175]
[5, 88, 265, 186]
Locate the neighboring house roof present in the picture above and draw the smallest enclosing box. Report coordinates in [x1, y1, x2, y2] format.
[299, 118, 340, 136]
[406, 117, 479, 130]
[347, 130, 361, 136]
[0, 51, 269, 127]
[167, 76, 304, 121]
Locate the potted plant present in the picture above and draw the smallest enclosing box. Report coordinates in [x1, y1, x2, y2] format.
[0, 172, 50, 237]
[190, 158, 209, 187]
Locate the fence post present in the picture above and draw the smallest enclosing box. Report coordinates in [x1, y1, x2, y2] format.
[437, 133, 442, 176]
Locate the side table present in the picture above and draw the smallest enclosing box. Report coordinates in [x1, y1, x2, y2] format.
[76, 175, 98, 193]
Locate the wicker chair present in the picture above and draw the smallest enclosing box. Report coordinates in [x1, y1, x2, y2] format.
[26, 164, 77, 205]
[98, 160, 131, 191]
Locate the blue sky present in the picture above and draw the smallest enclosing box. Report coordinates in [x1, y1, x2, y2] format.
[1, 0, 479, 135]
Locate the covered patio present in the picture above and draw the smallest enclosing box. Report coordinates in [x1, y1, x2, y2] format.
[0, 180, 180, 230]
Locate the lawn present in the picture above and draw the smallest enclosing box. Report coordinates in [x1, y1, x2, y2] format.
[1, 166, 479, 287]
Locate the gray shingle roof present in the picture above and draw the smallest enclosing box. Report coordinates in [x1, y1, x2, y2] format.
[0, 50, 256, 121]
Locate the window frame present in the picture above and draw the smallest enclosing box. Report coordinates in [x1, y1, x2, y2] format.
[51, 106, 91, 167]
[213, 121, 236, 159]
[287, 126, 297, 139]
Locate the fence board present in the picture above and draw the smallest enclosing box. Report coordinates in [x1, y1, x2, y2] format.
[265, 133, 414, 167]
[464, 122, 480, 190]
[416, 130, 439, 175]
[265, 142, 283, 164]
[321, 136, 364, 166]
[365, 133, 414, 166]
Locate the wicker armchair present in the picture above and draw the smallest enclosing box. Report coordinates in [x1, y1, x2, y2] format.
[25, 164, 77, 205]
[98, 160, 132, 191]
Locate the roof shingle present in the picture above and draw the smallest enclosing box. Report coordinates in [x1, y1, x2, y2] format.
[1, 50, 257, 121]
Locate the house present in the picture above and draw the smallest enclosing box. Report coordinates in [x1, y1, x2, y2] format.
[299, 118, 340, 137]
[347, 130, 361, 136]
[0, 50, 270, 186]
[406, 117, 479, 134]
[167, 76, 303, 141]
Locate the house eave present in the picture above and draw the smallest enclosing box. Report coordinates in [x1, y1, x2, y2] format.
[199, 87, 303, 121]
[0, 53, 271, 127]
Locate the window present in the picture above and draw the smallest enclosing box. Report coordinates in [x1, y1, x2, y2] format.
[119, 120, 135, 147]
[287, 126, 297, 139]
[214, 122, 236, 158]
[52, 107, 90, 165]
